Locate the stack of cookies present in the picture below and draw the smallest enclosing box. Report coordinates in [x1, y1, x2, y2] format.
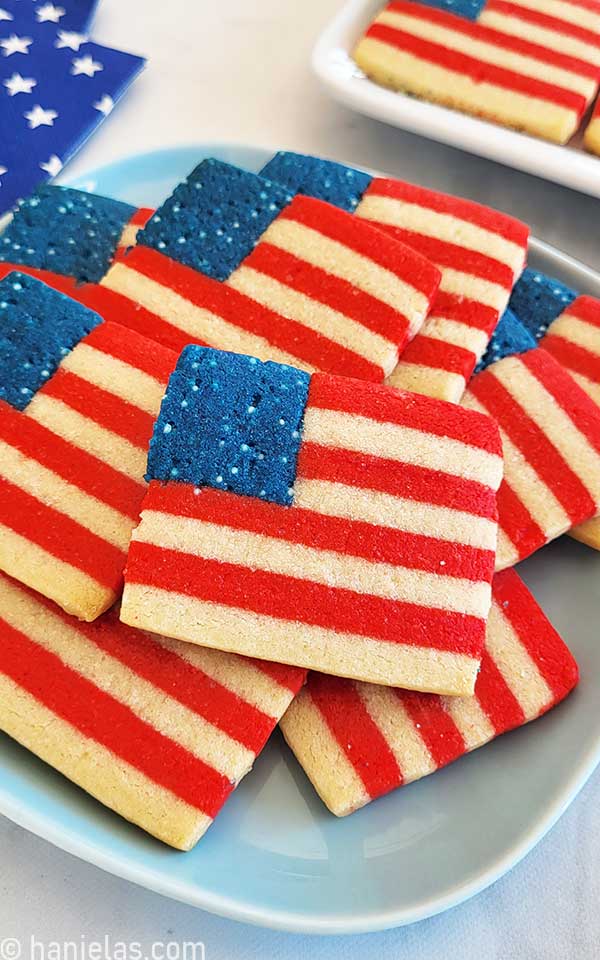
[353, 0, 600, 149]
[1, 151, 594, 849]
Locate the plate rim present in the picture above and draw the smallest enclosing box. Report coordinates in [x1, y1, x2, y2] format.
[0, 141, 599, 935]
[312, 0, 600, 200]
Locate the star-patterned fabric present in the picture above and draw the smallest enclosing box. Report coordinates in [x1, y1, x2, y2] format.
[0, 2, 145, 214]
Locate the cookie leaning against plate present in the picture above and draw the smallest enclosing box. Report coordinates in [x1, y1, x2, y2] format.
[121, 345, 503, 696]
[0, 571, 305, 850]
[0, 271, 176, 621]
[279, 569, 578, 817]
[100, 158, 441, 381]
[260, 150, 530, 402]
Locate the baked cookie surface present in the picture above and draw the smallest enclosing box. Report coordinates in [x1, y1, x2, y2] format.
[261, 150, 529, 402]
[0, 271, 175, 620]
[280, 570, 578, 816]
[0, 185, 151, 283]
[100, 159, 441, 382]
[464, 345, 600, 568]
[122, 345, 503, 695]
[0, 571, 305, 849]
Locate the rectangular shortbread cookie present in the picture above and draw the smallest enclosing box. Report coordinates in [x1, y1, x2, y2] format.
[121, 345, 503, 696]
[0, 271, 176, 620]
[463, 345, 600, 568]
[99, 159, 441, 382]
[542, 295, 600, 549]
[0, 572, 306, 849]
[260, 150, 530, 402]
[353, 1, 599, 144]
[279, 569, 578, 816]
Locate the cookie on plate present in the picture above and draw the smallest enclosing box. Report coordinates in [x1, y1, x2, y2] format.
[353, 1, 598, 144]
[261, 150, 529, 402]
[100, 159, 441, 381]
[0, 185, 152, 283]
[541, 295, 600, 549]
[0, 271, 175, 620]
[280, 569, 578, 816]
[121, 345, 503, 696]
[463, 344, 600, 568]
[0, 571, 305, 849]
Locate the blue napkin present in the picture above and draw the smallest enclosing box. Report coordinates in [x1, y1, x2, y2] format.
[0, 5, 145, 215]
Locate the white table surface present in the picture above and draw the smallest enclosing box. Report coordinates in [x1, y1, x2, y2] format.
[2, 0, 600, 954]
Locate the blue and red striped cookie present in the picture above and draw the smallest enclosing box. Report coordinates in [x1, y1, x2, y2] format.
[353, 1, 600, 143]
[0, 571, 305, 849]
[261, 150, 529, 401]
[121, 345, 503, 696]
[463, 343, 600, 568]
[0, 185, 152, 283]
[280, 569, 578, 816]
[0, 271, 176, 620]
[100, 159, 441, 382]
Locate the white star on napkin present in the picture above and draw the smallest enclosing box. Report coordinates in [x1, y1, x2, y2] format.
[72, 54, 103, 77]
[24, 104, 58, 128]
[4, 73, 37, 96]
[36, 3, 66, 22]
[55, 30, 87, 51]
[1, 35, 33, 57]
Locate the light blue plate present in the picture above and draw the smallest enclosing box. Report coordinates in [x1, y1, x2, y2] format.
[2, 144, 600, 935]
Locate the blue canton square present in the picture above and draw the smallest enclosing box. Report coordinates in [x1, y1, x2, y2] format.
[147, 346, 311, 506]
[409, 0, 486, 19]
[0, 185, 136, 283]
[508, 268, 578, 341]
[137, 158, 294, 282]
[475, 308, 537, 373]
[260, 152, 373, 213]
[0, 271, 102, 410]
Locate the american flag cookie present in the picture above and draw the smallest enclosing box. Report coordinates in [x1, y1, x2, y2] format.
[100, 159, 441, 381]
[0, 572, 306, 850]
[479, 0, 600, 70]
[463, 344, 600, 568]
[261, 150, 529, 401]
[353, 1, 600, 143]
[0, 271, 175, 621]
[121, 345, 503, 695]
[279, 569, 578, 817]
[585, 97, 600, 153]
[0, 185, 152, 283]
[541, 295, 600, 549]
